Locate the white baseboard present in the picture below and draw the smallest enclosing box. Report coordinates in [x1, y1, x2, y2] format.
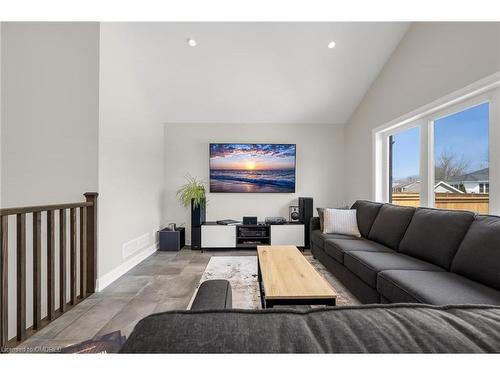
[96, 243, 158, 292]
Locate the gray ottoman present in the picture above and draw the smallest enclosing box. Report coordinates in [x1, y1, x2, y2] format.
[190, 279, 232, 310]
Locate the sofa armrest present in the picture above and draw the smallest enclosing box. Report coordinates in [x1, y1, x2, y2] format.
[310, 216, 320, 232]
[191, 280, 232, 310]
[310, 216, 320, 247]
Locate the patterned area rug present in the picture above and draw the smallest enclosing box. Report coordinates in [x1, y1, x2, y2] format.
[189, 256, 261, 309]
[189, 254, 359, 309]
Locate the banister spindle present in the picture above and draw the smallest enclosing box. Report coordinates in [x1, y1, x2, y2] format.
[0, 216, 8, 348]
[59, 209, 67, 313]
[32, 212, 42, 330]
[47, 210, 55, 320]
[70, 208, 77, 305]
[16, 213, 26, 341]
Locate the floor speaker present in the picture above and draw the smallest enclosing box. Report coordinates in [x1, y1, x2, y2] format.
[191, 226, 202, 250]
[298, 197, 313, 248]
[191, 199, 206, 250]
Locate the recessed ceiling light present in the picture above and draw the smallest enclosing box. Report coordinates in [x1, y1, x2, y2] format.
[328, 41, 336, 49]
[187, 38, 197, 47]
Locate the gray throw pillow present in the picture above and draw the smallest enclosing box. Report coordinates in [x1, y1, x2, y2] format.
[317, 206, 349, 232]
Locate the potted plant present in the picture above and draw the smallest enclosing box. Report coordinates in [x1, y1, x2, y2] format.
[177, 175, 207, 210]
[177, 175, 207, 249]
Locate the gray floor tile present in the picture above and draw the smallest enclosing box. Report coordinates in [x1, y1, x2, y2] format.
[54, 297, 133, 340]
[17, 248, 263, 347]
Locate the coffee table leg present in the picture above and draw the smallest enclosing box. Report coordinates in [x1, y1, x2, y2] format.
[257, 259, 266, 308]
[327, 298, 336, 307]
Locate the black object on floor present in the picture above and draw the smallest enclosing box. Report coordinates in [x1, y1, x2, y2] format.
[299, 197, 313, 248]
[61, 331, 126, 353]
[159, 227, 185, 251]
[191, 199, 206, 249]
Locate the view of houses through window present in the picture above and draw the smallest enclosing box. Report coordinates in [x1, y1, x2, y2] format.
[433, 102, 489, 213]
[389, 102, 490, 213]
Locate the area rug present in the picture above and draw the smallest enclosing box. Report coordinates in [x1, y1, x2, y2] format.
[189, 254, 359, 309]
[188, 256, 261, 309]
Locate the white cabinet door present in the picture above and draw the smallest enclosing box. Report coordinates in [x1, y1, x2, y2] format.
[270, 225, 305, 246]
[201, 225, 236, 248]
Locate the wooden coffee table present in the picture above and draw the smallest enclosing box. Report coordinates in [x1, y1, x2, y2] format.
[257, 245, 337, 308]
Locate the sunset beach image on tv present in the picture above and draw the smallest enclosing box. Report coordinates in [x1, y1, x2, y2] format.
[209, 143, 296, 193]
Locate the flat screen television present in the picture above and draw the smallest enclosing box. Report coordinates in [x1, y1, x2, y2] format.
[209, 143, 296, 193]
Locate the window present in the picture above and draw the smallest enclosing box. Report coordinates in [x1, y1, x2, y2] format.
[433, 103, 489, 213]
[389, 127, 420, 207]
[373, 75, 499, 215]
[479, 183, 490, 193]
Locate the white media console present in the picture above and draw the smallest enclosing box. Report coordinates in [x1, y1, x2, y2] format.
[201, 222, 305, 249]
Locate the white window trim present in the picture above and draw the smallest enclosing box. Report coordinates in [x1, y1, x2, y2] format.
[373, 71, 500, 214]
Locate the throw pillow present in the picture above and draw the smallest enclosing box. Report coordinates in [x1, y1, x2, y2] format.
[322, 208, 361, 237]
[317, 206, 349, 232]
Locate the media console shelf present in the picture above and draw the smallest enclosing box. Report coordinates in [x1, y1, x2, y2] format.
[236, 225, 270, 248]
[200, 222, 305, 249]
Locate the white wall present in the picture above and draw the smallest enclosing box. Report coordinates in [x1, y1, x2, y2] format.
[0, 22, 99, 340]
[97, 24, 164, 287]
[164, 123, 346, 243]
[345, 22, 500, 203]
[1, 22, 99, 206]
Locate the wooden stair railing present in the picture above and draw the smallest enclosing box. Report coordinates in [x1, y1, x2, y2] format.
[0, 192, 98, 348]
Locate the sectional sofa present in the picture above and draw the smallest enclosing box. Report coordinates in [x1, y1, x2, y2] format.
[121, 201, 500, 353]
[122, 280, 500, 353]
[311, 200, 500, 305]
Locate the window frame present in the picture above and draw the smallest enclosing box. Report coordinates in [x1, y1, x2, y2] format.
[373, 72, 500, 214]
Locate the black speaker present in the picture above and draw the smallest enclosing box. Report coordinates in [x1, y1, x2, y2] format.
[191, 199, 206, 250]
[191, 226, 202, 250]
[298, 197, 313, 248]
[243, 216, 257, 225]
[289, 206, 300, 222]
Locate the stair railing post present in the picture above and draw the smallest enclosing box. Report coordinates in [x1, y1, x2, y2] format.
[84, 192, 98, 293]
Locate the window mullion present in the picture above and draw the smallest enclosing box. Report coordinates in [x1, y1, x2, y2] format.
[489, 90, 500, 214]
[418, 119, 433, 208]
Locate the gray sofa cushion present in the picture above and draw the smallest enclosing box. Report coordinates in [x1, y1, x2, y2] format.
[121, 305, 500, 353]
[451, 215, 500, 290]
[311, 229, 359, 248]
[351, 200, 383, 238]
[378, 270, 500, 305]
[191, 280, 232, 310]
[324, 238, 393, 263]
[368, 204, 415, 249]
[344, 251, 443, 287]
[398, 208, 475, 269]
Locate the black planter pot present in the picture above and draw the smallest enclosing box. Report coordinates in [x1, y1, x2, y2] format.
[191, 198, 206, 249]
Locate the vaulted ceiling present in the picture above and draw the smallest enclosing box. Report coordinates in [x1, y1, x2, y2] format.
[102, 22, 409, 123]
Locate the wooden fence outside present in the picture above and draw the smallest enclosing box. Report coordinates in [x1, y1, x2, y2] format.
[392, 193, 489, 214]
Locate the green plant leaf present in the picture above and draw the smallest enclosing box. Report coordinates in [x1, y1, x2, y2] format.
[176, 174, 207, 209]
